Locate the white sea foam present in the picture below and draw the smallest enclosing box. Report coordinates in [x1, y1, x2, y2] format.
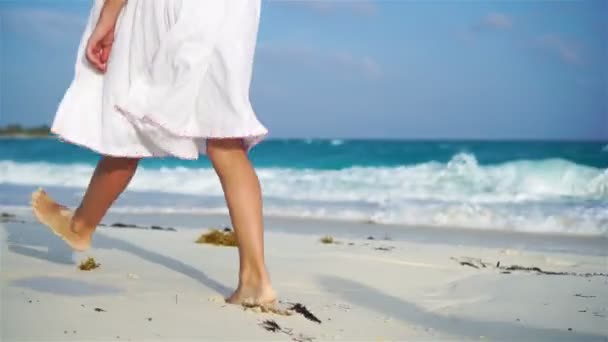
[3, 154, 606, 202]
[103, 202, 608, 235]
[1, 153, 606, 234]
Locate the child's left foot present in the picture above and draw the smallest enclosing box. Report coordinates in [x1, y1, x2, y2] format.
[31, 189, 92, 252]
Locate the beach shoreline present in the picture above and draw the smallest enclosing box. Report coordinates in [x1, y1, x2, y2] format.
[4, 205, 607, 255]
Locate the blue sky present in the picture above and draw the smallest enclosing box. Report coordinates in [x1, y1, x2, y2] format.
[1, 0, 606, 140]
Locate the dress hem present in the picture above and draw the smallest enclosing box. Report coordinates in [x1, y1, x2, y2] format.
[51, 127, 268, 161]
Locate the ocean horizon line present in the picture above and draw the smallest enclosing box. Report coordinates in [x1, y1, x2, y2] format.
[0, 134, 606, 144]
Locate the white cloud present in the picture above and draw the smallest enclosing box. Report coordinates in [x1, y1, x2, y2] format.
[464, 12, 584, 67]
[537, 34, 582, 65]
[330, 52, 381, 79]
[1, 7, 87, 44]
[472, 12, 513, 32]
[268, 0, 378, 16]
[257, 43, 382, 79]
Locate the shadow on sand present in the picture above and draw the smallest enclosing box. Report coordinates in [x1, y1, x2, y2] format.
[3, 220, 231, 296]
[317, 275, 605, 341]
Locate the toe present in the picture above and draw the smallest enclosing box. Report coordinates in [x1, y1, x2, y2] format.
[31, 191, 39, 204]
[31, 188, 46, 205]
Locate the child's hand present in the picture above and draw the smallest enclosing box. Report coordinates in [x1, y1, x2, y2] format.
[86, 0, 126, 73]
[86, 23, 115, 73]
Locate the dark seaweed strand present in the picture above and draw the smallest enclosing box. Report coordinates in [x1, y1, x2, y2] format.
[289, 303, 322, 324]
[452, 258, 608, 278]
[260, 320, 281, 332]
[502, 265, 608, 277]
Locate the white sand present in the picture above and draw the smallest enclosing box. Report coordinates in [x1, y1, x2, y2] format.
[1, 210, 607, 341]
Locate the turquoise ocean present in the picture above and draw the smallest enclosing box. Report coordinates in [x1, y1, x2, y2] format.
[1, 138, 606, 235]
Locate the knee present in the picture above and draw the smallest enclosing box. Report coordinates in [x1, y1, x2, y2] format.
[101, 156, 140, 170]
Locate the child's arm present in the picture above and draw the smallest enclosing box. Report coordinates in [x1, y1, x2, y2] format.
[86, 0, 127, 72]
[99, 0, 127, 25]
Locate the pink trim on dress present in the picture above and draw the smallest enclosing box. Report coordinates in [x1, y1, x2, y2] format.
[51, 130, 154, 159]
[52, 106, 268, 160]
[114, 104, 268, 155]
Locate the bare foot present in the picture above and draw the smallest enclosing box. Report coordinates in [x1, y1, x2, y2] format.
[31, 189, 91, 252]
[226, 281, 277, 308]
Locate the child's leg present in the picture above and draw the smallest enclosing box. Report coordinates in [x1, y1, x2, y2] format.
[207, 139, 276, 305]
[31, 156, 139, 251]
[73, 156, 140, 231]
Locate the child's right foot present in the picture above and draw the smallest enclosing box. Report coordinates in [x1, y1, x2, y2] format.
[31, 189, 92, 252]
[226, 270, 277, 309]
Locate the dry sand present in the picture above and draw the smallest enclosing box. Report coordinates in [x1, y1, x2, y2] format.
[1, 209, 607, 341]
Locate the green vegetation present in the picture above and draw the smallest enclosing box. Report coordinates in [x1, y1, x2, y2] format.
[0, 124, 50, 136]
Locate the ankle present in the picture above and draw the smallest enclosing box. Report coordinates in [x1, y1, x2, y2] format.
[70, 215, 97, 236]
[239, 265, 271, 286]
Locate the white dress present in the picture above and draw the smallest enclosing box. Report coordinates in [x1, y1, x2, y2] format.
[52, 0, 267, 160]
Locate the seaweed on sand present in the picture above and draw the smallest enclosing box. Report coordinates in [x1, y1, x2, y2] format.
[78, 257, 100, 271]
[320, 236, 335, 244]
[451, 256, 608, 277]
[195, 229, 238, 247]
[288, 303, 322, 324]
[260, 320, 283, 332]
